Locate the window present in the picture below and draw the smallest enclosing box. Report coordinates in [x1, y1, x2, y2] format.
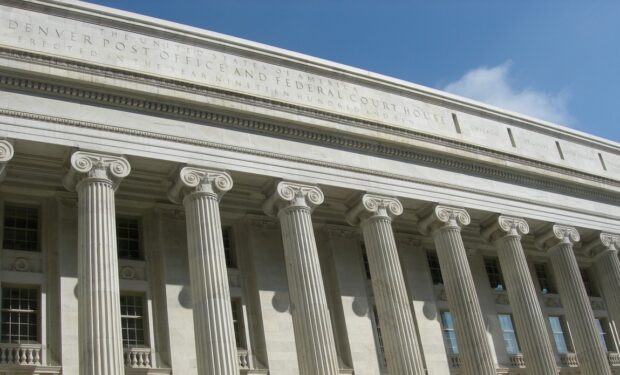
[1, 286, 39, 343]
[427, 253, 443, 285]
[595, 318, 615, 352]
[372, 305, 386, 362]
[549, 316, 570, 354]
[440, 311, 458, 354]
[222, 227, 236, 268]
[484, 257, 505, 290]
[3, 205, 39, 251]
[120, 294, 146, 347]
[231, 299, 245, 349]
[580, 268, 597, 297]
[117, 217, 141, 260]
[498, 314, 520, 354]
[535, 263, 555, 293]
[361, 248, 372, 280]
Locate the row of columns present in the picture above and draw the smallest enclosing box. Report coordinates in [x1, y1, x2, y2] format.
[2, 143, 619, 375]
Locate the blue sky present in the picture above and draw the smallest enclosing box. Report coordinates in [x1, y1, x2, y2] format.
[88, 0, 620, 142]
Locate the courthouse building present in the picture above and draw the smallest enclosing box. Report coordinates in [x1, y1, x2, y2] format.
[1, 1, 620, 375]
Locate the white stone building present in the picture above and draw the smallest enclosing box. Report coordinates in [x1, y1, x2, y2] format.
[0, 1, 619, 375]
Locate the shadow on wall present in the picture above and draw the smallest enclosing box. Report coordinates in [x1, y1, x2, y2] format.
[272, 290, 290, 313]
[178, 284, 192, 309]
[423, 301, 438, 321]
[352, 295, 369, 317]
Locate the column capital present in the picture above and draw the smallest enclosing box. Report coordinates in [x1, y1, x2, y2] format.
[535, 224, 580, 251]
[262, 181, 324, 217]
[600, 232, 620, 250]
[481, 215, 530, 242]
[168, 166, 233, 204]
[583, 232, 620, 259]
[418, 204, 470, 235]
[62, 151, 130, 192]
[0, 139, 14, 182]
[345, 194, 403, 226]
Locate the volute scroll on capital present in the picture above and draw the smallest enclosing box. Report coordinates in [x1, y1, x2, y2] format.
[262, 180, 324, 217]
[535, 224, 581, 251]
[345, 194, 403, 226]
[481, 215, 530, 242]
[582, 232, 620, 258]
[418, 205, 471, 235]
[600, 232, 620, 250]
[168, 166, 233, 204]
[62, 151, 131, 192]
[0, 139, 15, 182]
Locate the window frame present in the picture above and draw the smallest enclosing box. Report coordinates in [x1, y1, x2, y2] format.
[116, 216, 143, 260]
[426, 252, 443, 286]
[484, 257, 506, 290]
[1, 284, 40, 344]
[222, 226, 236, 268]
[580, 268, 598, 297]
[498, 314, 520, 355]
[231, 298, 246, 349]
[440, 310, 459, 355]
[119, 293, 148, 348]
[595, 318, 616, 353]
[549, 316, 572, 354]
[2, 203, 41, 252]
[534, 262, 555, 294]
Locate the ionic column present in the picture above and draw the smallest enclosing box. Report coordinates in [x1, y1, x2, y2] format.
[0, 139, 14, 182]
[418, 205, 496, 375]
[536, 225, 611, 375]
[63, 151, 130, 375]
[482, 216, 558, 374]
[588, 233, 620, 339]
[263, 181, 339, 375]
[346, 194, 425, 374]
[168, 167, 239, 375]
[0, 140, 13, 332]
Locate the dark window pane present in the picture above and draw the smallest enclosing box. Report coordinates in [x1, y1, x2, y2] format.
[120, 294, 146, 347]
[0, 286, 39, 343]
[222, 227, 235, 268]
[116, 217, 141, 260]
[427, 253, 443, 285]
[484, 257, 506, 290]
[3, 205, 39, 251]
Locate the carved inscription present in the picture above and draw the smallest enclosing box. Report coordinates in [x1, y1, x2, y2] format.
[0, 6, 450, 131]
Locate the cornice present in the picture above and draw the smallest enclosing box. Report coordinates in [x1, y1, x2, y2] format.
[4, 0, 619, 154]
[0, 48, 618, 192]
[0, 75, 619, 206]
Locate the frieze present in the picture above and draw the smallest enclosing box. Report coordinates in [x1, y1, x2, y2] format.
[1, 50, 617, 196]
[494, 291, 510, 305]
[323, 226, 359, 239]
[590, 297, 606, 311]
[543, 294, 562, 308]
[0, 72, 618, 207]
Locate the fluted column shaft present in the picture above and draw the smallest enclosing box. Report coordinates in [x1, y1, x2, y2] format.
[347, 194, 425, 374]
[593, 234, 620, 340]
[541, 226, 611, 375]
[64, 151, 130, 375]
[420, 205, 496, 375]
[169, 167, 239, 375]
[0, 140, 13, 351]
[264, 181, 339, 375]
[485, 216, 558, 375]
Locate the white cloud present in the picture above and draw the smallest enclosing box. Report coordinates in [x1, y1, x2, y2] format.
[442, 62, 573, 125]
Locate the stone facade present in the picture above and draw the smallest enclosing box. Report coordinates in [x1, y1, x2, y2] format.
[0, 1, 619, 375]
